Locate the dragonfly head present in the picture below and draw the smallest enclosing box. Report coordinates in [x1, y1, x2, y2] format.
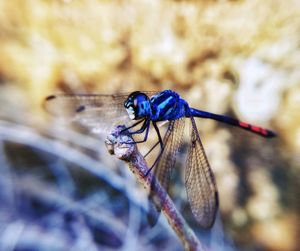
[124, 91, 151, 120]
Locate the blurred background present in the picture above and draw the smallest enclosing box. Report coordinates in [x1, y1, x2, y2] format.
[0, 0, 299, 250]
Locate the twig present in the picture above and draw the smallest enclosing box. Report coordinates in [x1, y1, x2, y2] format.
[105, 125, 206, 251]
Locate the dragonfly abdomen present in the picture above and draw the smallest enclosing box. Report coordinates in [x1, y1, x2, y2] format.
[190, 108, 276, 138]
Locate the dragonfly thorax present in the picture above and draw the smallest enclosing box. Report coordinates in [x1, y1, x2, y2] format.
[124, 91, 152, 120]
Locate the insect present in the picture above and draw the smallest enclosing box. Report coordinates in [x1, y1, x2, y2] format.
[44, 90, 276, 229]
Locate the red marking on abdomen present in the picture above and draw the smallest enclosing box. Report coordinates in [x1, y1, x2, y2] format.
[250, 125, 269, 136]
[259, 128, 268, 136]
[250, 125, 261, 132]
[239, 121, 272, 137]
[239, 121, 249, 128]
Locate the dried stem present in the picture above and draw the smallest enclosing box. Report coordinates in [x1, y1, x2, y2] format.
[105, 125, 206, 251]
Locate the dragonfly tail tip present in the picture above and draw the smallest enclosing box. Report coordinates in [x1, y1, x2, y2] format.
[265, 130, 277, 138]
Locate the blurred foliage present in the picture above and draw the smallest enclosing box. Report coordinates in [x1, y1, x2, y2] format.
[0, 0, 299, 251]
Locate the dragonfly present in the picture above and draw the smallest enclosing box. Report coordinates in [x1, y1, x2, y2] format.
[44, 89, 276, 229]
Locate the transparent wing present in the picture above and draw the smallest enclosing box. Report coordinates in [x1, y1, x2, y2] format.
[185, 116, 218, 229]
[44, 92, 157, 134]
[148, 118, 185, 225]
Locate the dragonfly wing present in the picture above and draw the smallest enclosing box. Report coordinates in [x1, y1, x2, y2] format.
[185, 116, 218, 229]
[44, 94, 133, 134]
[148, 118, 185, 225]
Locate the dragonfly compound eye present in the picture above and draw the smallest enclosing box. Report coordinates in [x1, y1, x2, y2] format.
[124, 91, 150, 120]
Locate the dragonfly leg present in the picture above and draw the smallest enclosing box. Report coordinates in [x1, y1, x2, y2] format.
[144, 141, 160, 158]
[121, 119, 151, 145]
[144, 122, 164, 176]
[129, 119, 149, 135]
[121, 118, 151, 136]
[121, 119, 145, 133]
[153, 122, 164, 149]
[132, 120, 151, 144]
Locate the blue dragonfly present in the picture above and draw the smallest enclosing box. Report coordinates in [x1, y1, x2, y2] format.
[45, 90, 276, 229]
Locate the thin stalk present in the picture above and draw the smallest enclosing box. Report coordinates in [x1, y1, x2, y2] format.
[105, 125, 207, 251]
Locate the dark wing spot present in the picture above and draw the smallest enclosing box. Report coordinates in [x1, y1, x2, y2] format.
[215, 191, 219, 209]
[45, 95, 56, 101]
[76, 105, 86, 113]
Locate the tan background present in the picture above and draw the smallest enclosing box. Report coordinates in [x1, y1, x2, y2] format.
[0, 1, 299, 250]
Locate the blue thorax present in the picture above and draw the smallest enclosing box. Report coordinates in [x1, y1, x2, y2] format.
[149, 90, 188, 121]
